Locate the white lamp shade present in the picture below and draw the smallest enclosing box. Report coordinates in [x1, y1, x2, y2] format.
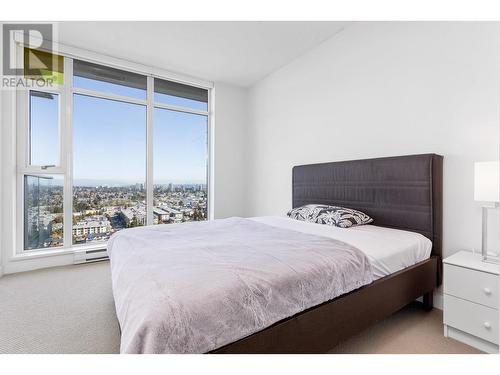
[474, 161, 500, 203]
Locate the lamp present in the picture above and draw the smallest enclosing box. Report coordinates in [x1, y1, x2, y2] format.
[474, 161, 500, 263]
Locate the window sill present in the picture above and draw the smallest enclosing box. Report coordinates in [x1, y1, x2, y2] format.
[10, 243, 107, 262]
[9, 248, 75, 261]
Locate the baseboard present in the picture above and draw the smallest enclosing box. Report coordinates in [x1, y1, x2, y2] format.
[3, 253, 74, 275]
[445, 325, 499, 354]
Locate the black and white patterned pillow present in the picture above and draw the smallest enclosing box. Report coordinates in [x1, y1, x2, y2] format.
[287, 204, 373, 228]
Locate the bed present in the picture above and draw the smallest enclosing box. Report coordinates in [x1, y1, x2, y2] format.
[108, 153, 443, 354]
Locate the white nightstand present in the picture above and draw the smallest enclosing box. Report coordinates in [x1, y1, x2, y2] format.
[443, 251, 499, 353]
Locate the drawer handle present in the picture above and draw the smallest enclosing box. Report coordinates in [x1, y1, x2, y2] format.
[483, 288, 492, 295]
[484, 322, 491, 330]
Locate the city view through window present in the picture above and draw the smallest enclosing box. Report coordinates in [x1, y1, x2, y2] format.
[71, 183, 207, 245]
[25, 178, 207, 250]
[23, 61, 209, 251]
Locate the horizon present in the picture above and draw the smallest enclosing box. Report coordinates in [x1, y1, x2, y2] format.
[29, 179, 207, 188]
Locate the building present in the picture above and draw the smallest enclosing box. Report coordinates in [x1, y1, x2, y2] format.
[153, 207, 170, 223]
[72, 216, 111, 237]
[159, 206, 183, 223]
[120, 205, 146, 227]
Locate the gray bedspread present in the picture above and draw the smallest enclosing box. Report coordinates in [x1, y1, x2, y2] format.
[107, 217, 373, 353]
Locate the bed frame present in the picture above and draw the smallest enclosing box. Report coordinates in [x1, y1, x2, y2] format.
[211, 154, 443, 353]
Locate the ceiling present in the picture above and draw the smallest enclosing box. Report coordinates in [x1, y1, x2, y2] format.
[58, 21, 348, 87]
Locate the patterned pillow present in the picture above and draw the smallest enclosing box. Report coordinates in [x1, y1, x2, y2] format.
[287, 204, 373, 228]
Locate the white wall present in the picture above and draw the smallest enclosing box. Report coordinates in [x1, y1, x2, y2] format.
[213, 83, 248, 218]
[246, 22, 500, 260]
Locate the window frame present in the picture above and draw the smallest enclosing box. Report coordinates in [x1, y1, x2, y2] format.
[15, 39, 214, 255]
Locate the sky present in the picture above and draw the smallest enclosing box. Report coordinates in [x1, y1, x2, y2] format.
[30, 92, 59, 166]
[31, 77, 208, 186]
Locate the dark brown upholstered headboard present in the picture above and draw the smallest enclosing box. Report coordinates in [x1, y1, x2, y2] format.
[292, 154, 443, 284]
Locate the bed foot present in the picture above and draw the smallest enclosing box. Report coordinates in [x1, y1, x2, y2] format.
[422, 291, 433, 311]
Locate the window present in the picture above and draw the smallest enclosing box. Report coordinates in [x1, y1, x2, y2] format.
[73, 60, 147, 99]
[153, 78, 209, 225]
[153, 109, 208, 224]
[22, 88, 64, 251]
[154, 78, 208, 111]
[72, 94, 146, 245]
[24, 175, 64, 250]
[18, 52, 211, 253]
[29, 91, 60, 167]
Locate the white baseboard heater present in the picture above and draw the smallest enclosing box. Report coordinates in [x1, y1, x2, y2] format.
[74, 248, 109, 264]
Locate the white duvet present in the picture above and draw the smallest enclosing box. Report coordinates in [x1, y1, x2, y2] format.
[108, 217, 374, 353]
[250, 216, 432, 280]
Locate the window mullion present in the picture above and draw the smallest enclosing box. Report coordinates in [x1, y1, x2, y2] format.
[152, 101, 209, 116]
[62, 57, 74, 249]
[16, 89, 29, 170]
[18, 166, 65, 175]
[72, 87, 147, 107]
[146, 76, 154, 226]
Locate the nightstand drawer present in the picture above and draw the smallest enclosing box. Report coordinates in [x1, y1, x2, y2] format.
[444, 295, 498, 345]
[444, 264, 498, 309]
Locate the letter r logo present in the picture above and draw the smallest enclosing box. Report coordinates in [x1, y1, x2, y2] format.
[2, 23, 53, 76]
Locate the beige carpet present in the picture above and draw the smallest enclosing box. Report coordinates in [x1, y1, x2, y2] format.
[0, 261, 482, 354]
[328, 303, 482, 354]
[0, 262, 120, 354]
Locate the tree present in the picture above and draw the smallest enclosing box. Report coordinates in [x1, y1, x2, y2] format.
[52, 215, 63, 224]
[52, 228, 63, 239]
[192, 206, 205, 221]
[130, 215, 139, 228]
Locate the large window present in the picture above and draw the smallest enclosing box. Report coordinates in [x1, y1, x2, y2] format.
[18, 53, 211, 252]
[152, 78, 209, 225]
[72, 95, 147, 245]
[153, 109, 208, 224]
